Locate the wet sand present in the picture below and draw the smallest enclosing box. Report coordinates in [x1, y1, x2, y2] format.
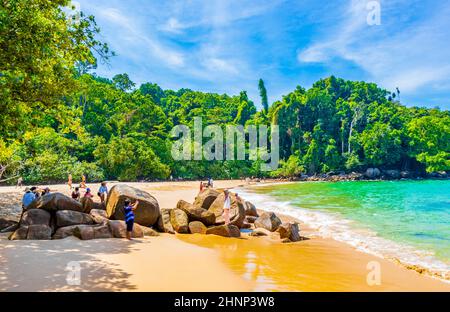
[0, 180, 449, 291]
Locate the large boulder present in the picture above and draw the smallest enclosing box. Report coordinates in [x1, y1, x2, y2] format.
[209, 192, 246, 228]
[53, 225, 79, 239]
[73, 224, 113, 240]
[170, 208, 189, 233]
[156, 208, 175, 234]
[177, 200, 216, 225]
[254, 212, 282, 232]
[108, 220, 144, 238]
[206, 224, 241, 238]
[27, 224, 52, 240]
[90, 209, 109, 224]
[243, 201, 258, 217]
[193, 188, 220, 209]
[276, 222, 301, 242]
[57, 224, 113, 240]
[106, 184, 160, 227]
[56, 210, 94, 228]
[27, 193, 83, 212]
[9, 226, 29, 240]
[189, 221, 207, 234]
[20, 209, 51, 227]
[365, 168, 381, 179]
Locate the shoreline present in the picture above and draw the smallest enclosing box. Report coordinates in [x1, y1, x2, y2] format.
[1, 180, 449, 291]
[235, 182, 450, 283]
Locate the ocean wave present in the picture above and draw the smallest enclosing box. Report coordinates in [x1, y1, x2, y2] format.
[234, 187, 450, 282]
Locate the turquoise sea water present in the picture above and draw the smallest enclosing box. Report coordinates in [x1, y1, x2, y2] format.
[238, 180, 450, 276]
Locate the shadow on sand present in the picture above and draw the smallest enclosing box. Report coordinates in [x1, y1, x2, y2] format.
[0, 234, 145, 291]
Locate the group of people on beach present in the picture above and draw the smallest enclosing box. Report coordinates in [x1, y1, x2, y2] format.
[20, 174, 236, 241]
[21, 186, 51, 209]
[67, 174, 108, 205]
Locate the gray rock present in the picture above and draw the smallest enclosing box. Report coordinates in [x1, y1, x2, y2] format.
[20, 209, 51, 227]
[206, 224, 240, 238]
[156, 208, 175, 234]
[170, 208, 189, 233]
[56, 210, 95, 227]
[254, 212, 282, 232]
[27, 224, 52, 240]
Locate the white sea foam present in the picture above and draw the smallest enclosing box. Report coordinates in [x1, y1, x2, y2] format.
[234, 186, 450, 282]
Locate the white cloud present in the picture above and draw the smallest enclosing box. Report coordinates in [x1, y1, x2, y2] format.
[297, 0, 450, 93]
[97, 7, 185, 68]
[158, 17, 186, 34]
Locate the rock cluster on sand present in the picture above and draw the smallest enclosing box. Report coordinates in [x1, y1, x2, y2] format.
[9, 185, 160, 241]
[7, 184, 301, 243]
[161, 188, 302, 242]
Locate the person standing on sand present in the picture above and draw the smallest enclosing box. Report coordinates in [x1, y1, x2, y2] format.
[16, 177, 23, 188]
[200, 181, 204, 192]
[124, 199, 139, 240]
[68, 174, 72, 190]
[79, 174, 86, 188]
[223, 190, 231, 225]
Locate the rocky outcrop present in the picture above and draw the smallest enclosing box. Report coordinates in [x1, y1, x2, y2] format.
[177, 200, 215, 225]
[106, 184, 160, 227]
[254, 212, 282, 232]
[27, 224, 52, 240]
[27, 193, 83, 212]
[209, 192, 246, 228]
[189, 221, 207, 234]
[276, 222, 301, 242]
[20, 209, 51, 226]
[56, 210, 95, 227]
[53, 225, 79, 239]
[193, 188, 220, 209]
[90, 209, 108, 224]
[365, 168, 381, 179]
[170, 208, 189, 233]
[108, 220, 144, 238]
[206, 224, 241, 238]
[9, 226, 29, 240]
[156, 208, 175, 234]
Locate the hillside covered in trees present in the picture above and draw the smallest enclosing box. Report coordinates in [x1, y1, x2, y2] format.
[1, 0, 449, 184]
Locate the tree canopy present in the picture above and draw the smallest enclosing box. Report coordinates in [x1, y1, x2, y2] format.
[0, 1, 449, 183]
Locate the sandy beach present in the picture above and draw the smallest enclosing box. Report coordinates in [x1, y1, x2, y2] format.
[0, 180, 449, 292]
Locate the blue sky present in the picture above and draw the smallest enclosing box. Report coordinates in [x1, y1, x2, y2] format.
[75, 0, 450, 110]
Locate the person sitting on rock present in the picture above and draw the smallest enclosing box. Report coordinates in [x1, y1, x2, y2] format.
[223, 189, 231, 225]
[97, 182, 108, 203]
[84, 188, 93, 199]
[71, 187, 81, 201]
[124, 199, 139, 240]
[41, 187, 51, 196]
[31, 186, 40, 199]
[22, 187, 36, 209]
